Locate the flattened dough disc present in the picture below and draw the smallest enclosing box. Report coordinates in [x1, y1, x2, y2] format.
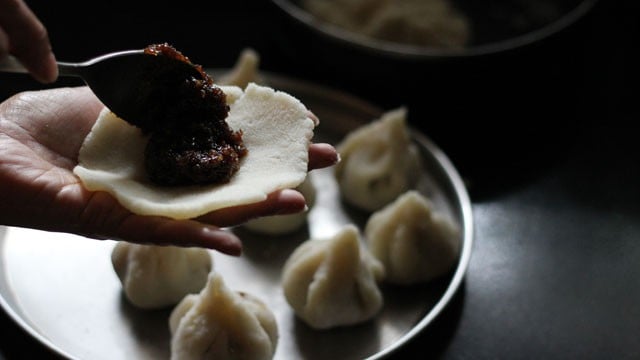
[73, 83, 315, 219]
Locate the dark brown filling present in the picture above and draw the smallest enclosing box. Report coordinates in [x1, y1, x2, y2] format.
[139, 43, 246, 186]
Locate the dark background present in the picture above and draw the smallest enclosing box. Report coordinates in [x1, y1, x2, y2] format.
[1, 0, 639, 359]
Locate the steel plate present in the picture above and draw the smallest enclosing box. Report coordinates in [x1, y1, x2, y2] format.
[0, 72, 473, 360]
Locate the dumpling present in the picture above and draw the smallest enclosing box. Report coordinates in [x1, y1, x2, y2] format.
[364, 190, 460, 285]
[334, 107, 421, 212]
[242, 176, 316, 235]
[169, 272, 278, 360]
[111, 242, 212, 309]
[363, 0, 470, 48]
[282, 225, 385, 329]
[218, 47, 264, 88]
[73, 83, 316, 219]
[301, 0, 470, 48]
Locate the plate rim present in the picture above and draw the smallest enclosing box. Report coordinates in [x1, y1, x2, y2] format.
[0, 226, 76, 359]
[368, 130, 474, 359]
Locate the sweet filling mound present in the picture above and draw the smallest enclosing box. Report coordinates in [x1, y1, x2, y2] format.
[139, 43, 247, 186]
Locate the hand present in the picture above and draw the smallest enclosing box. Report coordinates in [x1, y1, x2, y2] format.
[0, 87, 339, 255]
[0, 0, 57, 83]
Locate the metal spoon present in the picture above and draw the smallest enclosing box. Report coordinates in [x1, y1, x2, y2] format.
[0, 50, 204, 128]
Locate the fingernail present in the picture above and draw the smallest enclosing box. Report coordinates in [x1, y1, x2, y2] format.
[36, 52, 58, 84]
[268, 189, 304, 216]
[308, 112, 320, 126]
[279, 188, 304, 201]
[202, 227, 242, 256]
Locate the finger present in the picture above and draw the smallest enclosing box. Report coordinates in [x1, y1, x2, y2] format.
[0, 28, 8, 58]
[0, 0, 57, 83]
[198, 188, 306, 228]
[308, 143, 339, 170]
[76, 191, 242, 255]
[113, 216, 242, 256]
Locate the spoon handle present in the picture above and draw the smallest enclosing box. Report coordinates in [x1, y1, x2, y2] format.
[56, 62, 83, 77]
[0, 55, 28, 73]
[0, 55, 83, 78]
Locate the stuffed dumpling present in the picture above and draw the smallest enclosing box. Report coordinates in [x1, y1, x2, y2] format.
[365, 190, 460, 285]
[242, 176, 316, 235]
[334, 107, 421, 212]
[169, 272, 278, 360]
[282, 225, 385, 329]
[111, 242, 212, 309]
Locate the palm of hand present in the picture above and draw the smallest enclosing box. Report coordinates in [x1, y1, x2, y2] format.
[0, 87, 103, 233]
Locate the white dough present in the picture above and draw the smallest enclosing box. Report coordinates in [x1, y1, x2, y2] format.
[335, 107, 421, 212]
[281, 225, 385, 329]
[169, 272, 278, 360]
[111, 242, 212, 309]
[73, 83, 315, 219]
[242, 175, 316, 235]
[365, 190, 460, 285]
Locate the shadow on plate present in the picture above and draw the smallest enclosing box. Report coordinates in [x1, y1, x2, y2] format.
[232, 226, 311, 267]
[292, 313, 382, 360]
[117, 294, 172, 357]
[386, 281, 467, 359]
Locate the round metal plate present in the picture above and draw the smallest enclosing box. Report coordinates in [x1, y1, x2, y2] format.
[0, 72, 473, 360]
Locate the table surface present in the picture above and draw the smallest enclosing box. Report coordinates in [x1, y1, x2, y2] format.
[1, 1, 638, 359]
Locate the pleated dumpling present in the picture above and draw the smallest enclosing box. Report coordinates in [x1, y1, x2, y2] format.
[282, 225, 385, 329]
[334, 107, 421, 212]
[169, 272, 278, 360]
[365, 191, 460, 285]
[111, 242, 212, 309]
[218, 47, 265, 89]
[242, 176, 316, 235]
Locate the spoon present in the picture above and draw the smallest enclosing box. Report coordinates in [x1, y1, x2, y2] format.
[0, 50, 204, 127]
